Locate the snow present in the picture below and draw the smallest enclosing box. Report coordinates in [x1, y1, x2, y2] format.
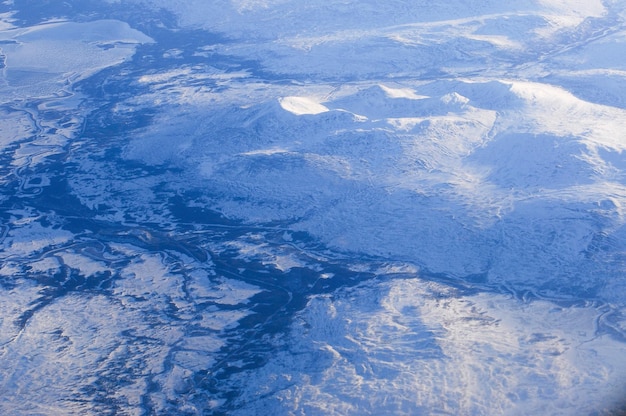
[104, 3, 626, 409]
[110, 0, 613, 81]
[279, 96, 329, 115]
[189, 274, 264, 306]
[119, 0, 604, 37]
[123, 72, 626, 286]
[2, 216, 74, 257]
[0, 233, 263, 414]
[0, 12, 15, 31]
[230, 277, 626, 415]
[0, 19, 153, 101]
[2, 0, 626, 414]
[0, 109, 33, 148]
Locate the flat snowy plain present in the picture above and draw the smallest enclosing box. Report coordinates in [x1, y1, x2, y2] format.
[1, 0, 626, 414]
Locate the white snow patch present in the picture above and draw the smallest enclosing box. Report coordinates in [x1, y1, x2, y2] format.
[279, 96, 329, 115]
[59, 251, 109, 277]
[28, 256, 61, 273]
[3, 220, 73, 257]
[466, 34, 523, 50]
[379, 84, 428, 100]
[188, 274, 263, 306]
[0, 11, 15, 30]
[0, 107, 33, 149]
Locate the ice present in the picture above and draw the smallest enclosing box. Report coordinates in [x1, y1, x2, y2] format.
[0, 19, 152, 100]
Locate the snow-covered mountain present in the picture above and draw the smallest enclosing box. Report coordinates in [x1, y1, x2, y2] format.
[127, 66, 626, 302]
[1, 0, 626, 414]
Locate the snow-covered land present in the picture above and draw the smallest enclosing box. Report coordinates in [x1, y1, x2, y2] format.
[1, 0, 626, 414]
